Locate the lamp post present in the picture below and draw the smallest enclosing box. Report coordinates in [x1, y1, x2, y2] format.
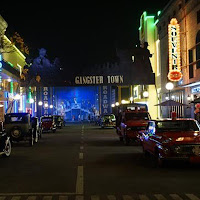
[165, 82, 174, 117]
[38, 101, 43, 117]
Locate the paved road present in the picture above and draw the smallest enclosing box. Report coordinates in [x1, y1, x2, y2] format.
[0, 123, 200, 200]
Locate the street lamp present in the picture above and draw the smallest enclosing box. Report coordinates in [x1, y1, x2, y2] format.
[143, 91, 149, 98]
[38, 101, 43, 117]
[44, 103, 48, 108]
[165, 82, 174, 99]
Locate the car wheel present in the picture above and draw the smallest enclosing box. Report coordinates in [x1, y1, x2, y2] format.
[2, 139, 11, 157]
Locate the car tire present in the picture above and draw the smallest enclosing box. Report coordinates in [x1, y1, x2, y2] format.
[2, 139, 11, 157]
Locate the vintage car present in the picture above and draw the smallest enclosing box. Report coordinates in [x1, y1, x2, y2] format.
[100, 114, 116, 128]
[116, 103, 150, 145]
[54, 115, 64, 129]
[0, 121, 11, 157]
[31, 117, 41, 141]
[41, 116, 56, 133]
[4, 113, 35, 146]
[140, 118, 200, 167]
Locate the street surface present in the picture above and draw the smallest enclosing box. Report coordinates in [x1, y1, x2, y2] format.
[0, 123, 200, 200]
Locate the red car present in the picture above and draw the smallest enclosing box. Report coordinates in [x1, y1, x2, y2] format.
[117, 110, 150, 145]
[41, 116, 56, 133]
[140, 118, 200, 167]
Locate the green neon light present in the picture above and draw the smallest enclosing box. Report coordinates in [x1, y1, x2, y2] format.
[138, 26, 142, 31]
[7, 62, 14, 67]
[157, 11, 161, 16]
[28, 86, 31, 103]
[154, 19, 159, 25]
[145, 16, 155, 21]
[10, 81, 13, 93]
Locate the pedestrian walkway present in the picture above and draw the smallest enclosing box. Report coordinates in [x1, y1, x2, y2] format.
[0, 193, 200, 200]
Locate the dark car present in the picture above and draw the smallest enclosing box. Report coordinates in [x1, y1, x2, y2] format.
[100, 114, 116, 128]
[0, 121, 11, 157]
[140, 118, 200, 167]
[54, 115, 64, 129]
[4, 113, 34, 146]
[41, 116, 56, 133]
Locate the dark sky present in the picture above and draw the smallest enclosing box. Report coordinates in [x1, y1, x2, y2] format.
[0, 1, 170, 74]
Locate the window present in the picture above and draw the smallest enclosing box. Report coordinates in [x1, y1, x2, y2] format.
[196, 31, 200, 68]
[189, 49, 194, 78]
[197, 10, 200, 24]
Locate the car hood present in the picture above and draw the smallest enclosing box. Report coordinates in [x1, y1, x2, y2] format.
[126, 120, 148, 127]
[157, 131, 200, 143]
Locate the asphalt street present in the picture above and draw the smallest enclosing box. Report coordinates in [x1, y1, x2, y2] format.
[0, 123, 200, 200]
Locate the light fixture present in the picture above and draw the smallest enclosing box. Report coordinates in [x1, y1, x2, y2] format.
[38, 101, 43, 106]
[49, 105, 53, 109]
[129, 97, 134, 102]
[143, 91, 149, 98]
[187, 95, 191, 101]
[165, 82, 174, 90]
[111, 104, 115, 108]
[7, 78, 12, 82]
[44, 103, 48, 108]
[115, 102, 119, 106]
[121, 100, 126, 104]
[30, 98, 34, 103]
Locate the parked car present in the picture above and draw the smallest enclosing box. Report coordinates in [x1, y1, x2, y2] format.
[100, 114, 116, 128]
[0, 121, 11, 157]
[31, 117, 41, 141]
[54, 115, 64, 129]
[140, 118, 200, 167]
[41, 116, 56, 133]
[4, 113, 34, 146]
[116, 103, 150, 145]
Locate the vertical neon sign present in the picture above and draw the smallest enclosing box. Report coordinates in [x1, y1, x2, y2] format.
[168, 18, 182, 82]
[0, 54, 2, 90]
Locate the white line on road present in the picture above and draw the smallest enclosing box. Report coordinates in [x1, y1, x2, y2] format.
[0, 197, 5, 200]
[139, 194, 150, 200]
[42, 196, 52, 200]
[79, 153, 83, 159]
[59, 196, 68, 200]
[75, 196, 84, 200]
[170, 194, 183, 200]
[27, 196, 37, 200]
[91, 195, 99, 200]
[154, 194, 167, 200]
[186, 194, 200, 200]
[76, 166, 84, 194]
[11, 196, 21, 200]
[107, 195, 116, 200]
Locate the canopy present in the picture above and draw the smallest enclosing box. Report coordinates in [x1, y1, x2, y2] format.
[154, 99, 188, 106]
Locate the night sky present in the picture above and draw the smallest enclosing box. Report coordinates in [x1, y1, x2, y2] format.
[0, 1, 169, 76]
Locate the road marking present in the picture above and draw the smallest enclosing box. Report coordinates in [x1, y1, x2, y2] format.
[154, 194, 167, 200]
[11, 197, 20, 200]
[170, 194, 183, 200]
[79, 153, 83, 159]
[107, 195, 116, 200]
[139, 194, 150, 200]
[0, 193, 75, 196]
[0, 197, 5, 200]
[185, 194, 200, 200]
[42, 196, 52, 200]
[59, 196, 68, 200]
[122, 195, 134, 200]
[75, 196, 84, 200]
[27, 196, 37, 200]
[76, 166, 84, 194]
[91, 195, 99, 200]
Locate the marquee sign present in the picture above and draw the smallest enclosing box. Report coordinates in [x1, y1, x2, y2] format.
[168, 18, 182, 82]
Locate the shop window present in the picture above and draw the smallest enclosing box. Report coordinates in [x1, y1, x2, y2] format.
[197, 10, 200, 24]
[196, 31, 200, 68]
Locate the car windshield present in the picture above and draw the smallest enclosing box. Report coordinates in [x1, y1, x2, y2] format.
[125, 112, 149, 120]
[5, 115, 28, 123]
[156, 120, 200, 132]
[42, 117, 53, 122]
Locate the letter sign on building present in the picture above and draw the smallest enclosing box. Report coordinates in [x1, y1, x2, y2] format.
[168, 18, 182, 82]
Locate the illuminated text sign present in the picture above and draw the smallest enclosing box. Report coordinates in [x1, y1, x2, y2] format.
[168, 18, 182, 82]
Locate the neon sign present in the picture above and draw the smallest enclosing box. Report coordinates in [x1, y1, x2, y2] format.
[168, 18, 182, 82]
[0, 54, 2, 90]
